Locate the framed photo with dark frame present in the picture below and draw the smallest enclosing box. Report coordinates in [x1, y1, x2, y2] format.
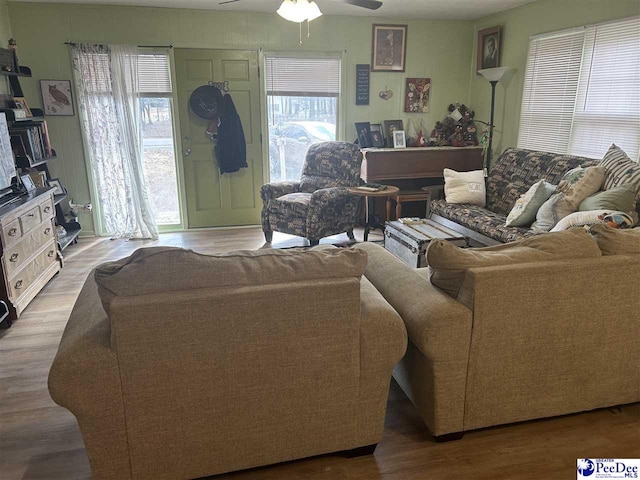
[355, 122, 373, 148]
[383, 120, 403, 148]
[477, 26, 502, 72]
[371, 24, 408, 72]
[48, 178, 67, 196]
[40, 80, 75, 116]
[369, 124, 385, 148]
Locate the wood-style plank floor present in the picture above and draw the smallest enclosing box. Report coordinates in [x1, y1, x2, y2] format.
[0, 227, 638, 480]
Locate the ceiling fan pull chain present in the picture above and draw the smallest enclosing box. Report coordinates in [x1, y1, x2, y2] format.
[307, 19, 311, 39]
[299, 22, 303, 46]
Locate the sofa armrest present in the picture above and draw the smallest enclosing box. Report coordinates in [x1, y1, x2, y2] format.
[354, 243, 472, 359]
[260, 181, 301, 202]
[356, 277, 407, 445]
[48, 274, 132, 479]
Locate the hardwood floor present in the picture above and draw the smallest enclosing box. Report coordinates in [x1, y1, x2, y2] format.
[0, 227, 638, 480]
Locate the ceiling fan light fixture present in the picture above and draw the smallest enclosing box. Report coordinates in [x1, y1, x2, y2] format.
[306, 2, 323, 21]
[277, 0, 323, 23]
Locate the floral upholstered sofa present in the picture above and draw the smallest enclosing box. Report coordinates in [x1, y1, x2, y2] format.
[430, 148, 599, 244]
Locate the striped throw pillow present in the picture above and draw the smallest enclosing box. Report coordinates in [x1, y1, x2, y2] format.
[600, 144, 640, 192]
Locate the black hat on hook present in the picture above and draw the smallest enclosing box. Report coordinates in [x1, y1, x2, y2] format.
[189, 84, 224, 120]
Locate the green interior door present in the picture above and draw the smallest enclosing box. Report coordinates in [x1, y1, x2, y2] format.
[175, 49, 263, 228]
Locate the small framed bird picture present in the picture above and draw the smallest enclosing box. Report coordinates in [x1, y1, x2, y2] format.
[40, 80, 74, 116]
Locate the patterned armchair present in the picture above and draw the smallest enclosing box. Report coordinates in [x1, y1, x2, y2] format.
[261, 141, 363, 245]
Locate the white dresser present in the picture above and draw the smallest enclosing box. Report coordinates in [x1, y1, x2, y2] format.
[0, 187, 60, 319]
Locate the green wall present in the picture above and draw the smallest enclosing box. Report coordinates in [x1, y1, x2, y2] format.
[8, 2, 475, 234]
[470, 0, 640, 164]
[0, 0, 12, 95]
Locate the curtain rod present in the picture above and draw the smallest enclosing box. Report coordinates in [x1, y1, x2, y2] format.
[64, 42, 173, 48]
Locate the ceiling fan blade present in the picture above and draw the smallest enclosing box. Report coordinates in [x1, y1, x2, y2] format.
[219, 0, 241, 4]
[335, 0, 383, 10]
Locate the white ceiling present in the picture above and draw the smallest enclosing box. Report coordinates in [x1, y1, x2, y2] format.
[9, 0, 538, 20]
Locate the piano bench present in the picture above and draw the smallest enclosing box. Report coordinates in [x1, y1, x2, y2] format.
[386, 190, 432, 221]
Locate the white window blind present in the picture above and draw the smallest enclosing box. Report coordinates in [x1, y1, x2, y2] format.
[265, 56, 341, 96]
[138, 54, 172, 94]
[518, 16, 640, 160]
[568, 16, 640, 160]
[517, 29, 585, 154]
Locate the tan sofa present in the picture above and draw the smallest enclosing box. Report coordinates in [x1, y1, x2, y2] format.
[355, 229, 640, 440]
[48, 246, 407, 480]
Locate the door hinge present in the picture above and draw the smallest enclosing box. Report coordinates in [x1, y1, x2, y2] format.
[258, 66, 260, 78]
[260, 133, 263, 144]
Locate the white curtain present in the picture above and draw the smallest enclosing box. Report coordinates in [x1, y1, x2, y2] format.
[72, 43, 158, 240]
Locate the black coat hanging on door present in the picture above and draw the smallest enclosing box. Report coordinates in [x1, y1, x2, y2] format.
[215, 94, 247, 174]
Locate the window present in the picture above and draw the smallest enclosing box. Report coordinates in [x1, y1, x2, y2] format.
[138, 53, 181, 226]
[518, 16, 640, 160]
[265, 55, 341, 182]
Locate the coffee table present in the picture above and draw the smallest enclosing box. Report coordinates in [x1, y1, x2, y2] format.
[384, 218, 468, 268]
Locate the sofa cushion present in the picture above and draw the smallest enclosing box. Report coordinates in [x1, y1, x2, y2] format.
[430, 199, 535, 243]
[443, 169, 486, 206]
[426, 228, 602, 298]
[579, 185, 637, 212]
[550, 210, 625, 232]
[486, 148, 598, 216]
[600, 144, 640, 192]
[95, 246, 368, 314]
[505, 180, 556, 227]
[531, 165, 605, 232]
[589, 224, 640, 255]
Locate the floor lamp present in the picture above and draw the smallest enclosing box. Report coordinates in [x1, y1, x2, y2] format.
[478, 67, 512, 173]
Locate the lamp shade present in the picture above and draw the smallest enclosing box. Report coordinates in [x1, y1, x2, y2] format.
[478, 67, 512, 82]
[277, 0, 323, 23]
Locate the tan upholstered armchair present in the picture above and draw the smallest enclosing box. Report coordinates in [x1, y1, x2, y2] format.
[48, 246, 407, 480]
[261, 141, 362, 245]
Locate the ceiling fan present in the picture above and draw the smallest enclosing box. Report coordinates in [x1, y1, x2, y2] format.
[218, 0, 384, 18]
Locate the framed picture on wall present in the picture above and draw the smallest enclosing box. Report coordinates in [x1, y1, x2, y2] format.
[477, 26, 502, 72]
[40, 80, 75, 116]
[404, 78, 431, 113]
[371, 24, 408, 72]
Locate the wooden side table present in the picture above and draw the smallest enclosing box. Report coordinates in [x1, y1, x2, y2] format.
[348, 186, 399, 241]
[386, 189, 432, 221]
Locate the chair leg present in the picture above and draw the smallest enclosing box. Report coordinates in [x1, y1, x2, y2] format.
[309, 239, 320, 246]
[347, 229, 355, 241]
[264, 231, 273, 242]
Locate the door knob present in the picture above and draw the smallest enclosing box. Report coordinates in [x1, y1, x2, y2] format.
[183, 148, 192, 157]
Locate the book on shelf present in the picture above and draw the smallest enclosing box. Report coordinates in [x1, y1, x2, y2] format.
[9, 120, 52, 163]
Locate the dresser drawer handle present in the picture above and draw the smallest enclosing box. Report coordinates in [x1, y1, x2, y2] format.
[15, 280, 23, 290]
[27, 213, 35, 217]
[43, 206, 52, 213]
[8, 227, 18, 236]
[44, 228, 52, 235]
[48, 250, 55, 258]
[9, 253, 18, 262]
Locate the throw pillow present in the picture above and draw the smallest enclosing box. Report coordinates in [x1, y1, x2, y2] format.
[589, 224, 640, 255]
[531, 165, 605, 232]
[426, 228, 602, 298]
[550, 210, 625, 232]
[579, 185, 637, 212]
[95, 246, 368, 315]
[443, 169, 486, 206]
[505, 180, 556, 227]
[600, 144, 640, 192]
